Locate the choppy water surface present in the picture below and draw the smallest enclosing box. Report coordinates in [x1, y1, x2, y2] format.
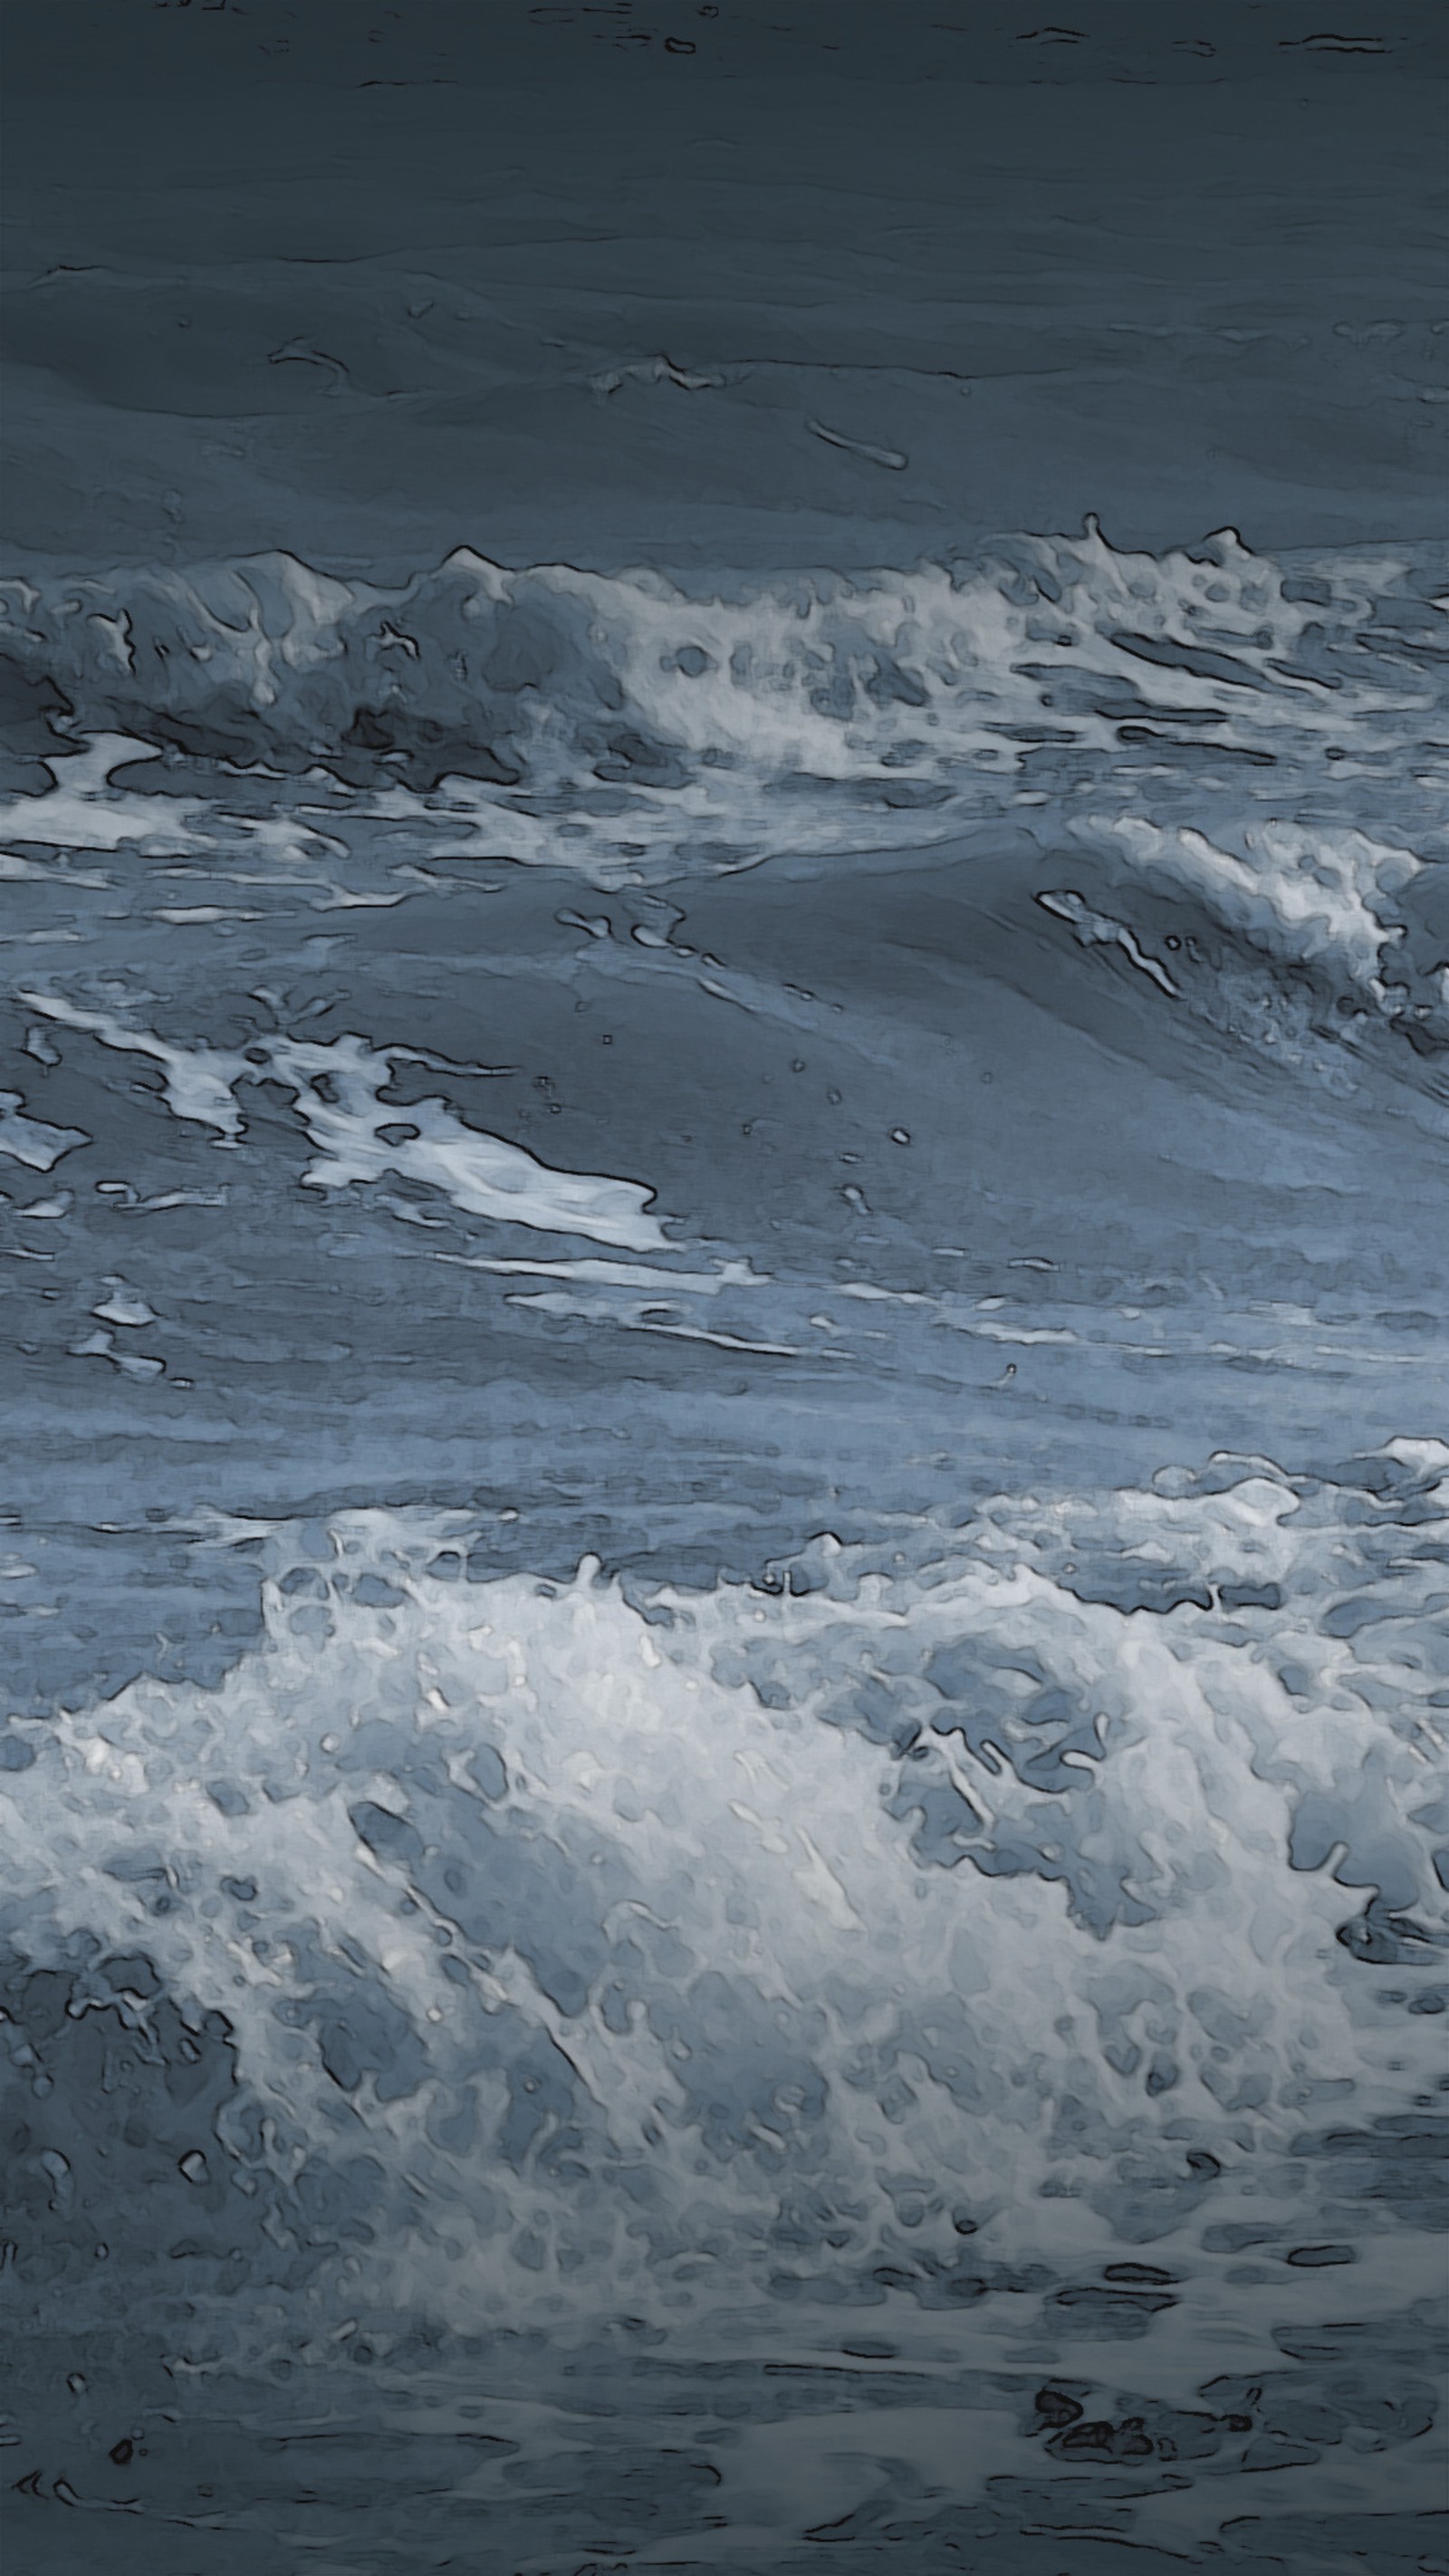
[1, 518, 1445, 2573]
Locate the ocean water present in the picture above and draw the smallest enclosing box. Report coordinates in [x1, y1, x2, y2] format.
[3, 520, 1446, 2576]
[3, 10, 1448, 2572]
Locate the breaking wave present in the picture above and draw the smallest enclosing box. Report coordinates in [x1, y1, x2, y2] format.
[4, 524, 1446, 1062]
[4, 1439, 1444, 2360]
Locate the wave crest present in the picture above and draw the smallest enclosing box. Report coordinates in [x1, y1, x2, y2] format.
[4, 524, 1445, 1060]
[1, 523, 1428, 784]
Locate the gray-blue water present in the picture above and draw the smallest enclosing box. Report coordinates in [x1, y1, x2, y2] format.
[2, 7, 1446, 2571]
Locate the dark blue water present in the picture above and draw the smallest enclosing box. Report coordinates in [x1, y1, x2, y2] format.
[2, 8, 1446, 2571]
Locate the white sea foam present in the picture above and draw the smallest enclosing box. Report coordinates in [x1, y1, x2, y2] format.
[1088, 815, 1431, 1016]
[439, 1252, 768, 1293]
[91, 1278, 158, 1327]
[0, 735, 205, 852]
[503, 1286, 799, 1354]
[265, 1033, 668, 1249]
[0, 1089, 89, 1170]
[19, 992, 251, 1140]
[2, 1446, 1442, 2348]
[14, 1001, 675, 1249]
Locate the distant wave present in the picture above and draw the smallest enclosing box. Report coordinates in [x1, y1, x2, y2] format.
[2, 523, 1434, 788]
[3, 524, 1446, 1057]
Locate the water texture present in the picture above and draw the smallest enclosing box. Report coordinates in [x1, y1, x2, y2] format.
[1, 7, 1446, 2571]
